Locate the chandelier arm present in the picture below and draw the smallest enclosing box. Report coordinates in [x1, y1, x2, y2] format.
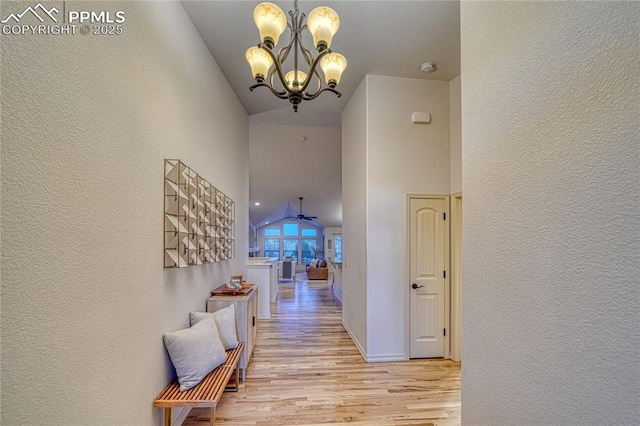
[290, 0, 301, 75]
[277, 41, 293, 65]
[267, 67, 287, 96]
[296, 18, 314, 76]
[306, 73, 322, 97]
[297, 12, 307, 48]
[302, 86, 342, 101]
[302, 48, 323, 96]
[259, 44, 291, 94]
[299, 49, 330, 94]
[298, 40, 314, 67]
[276, 20, 296, 65]
[296, 40, 322, 95]
[249, 82, 289, 99]
[293, 26, 299, 78]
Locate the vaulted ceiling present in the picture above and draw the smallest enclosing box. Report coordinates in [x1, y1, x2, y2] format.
[182, 1, 461, 228]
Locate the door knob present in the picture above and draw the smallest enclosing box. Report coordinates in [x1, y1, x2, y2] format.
[411, 283, 424, 289]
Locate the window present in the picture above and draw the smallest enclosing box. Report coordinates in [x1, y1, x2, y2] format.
[301, 229, 317, 237]
[301, 239, 318, 263]
[264, 238, 280, 259]
[283, 223, 298, 236]
[334, 235, 342, 262]
[261, 223, 322, 264]
[283, 239, 298, 262]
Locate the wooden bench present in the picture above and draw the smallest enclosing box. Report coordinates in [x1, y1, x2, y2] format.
[154, 343, 243, 426]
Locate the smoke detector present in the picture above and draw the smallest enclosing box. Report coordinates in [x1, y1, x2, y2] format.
[420, 62, 437, 73]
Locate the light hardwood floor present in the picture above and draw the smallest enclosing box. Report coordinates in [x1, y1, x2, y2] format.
[185, 275, 461, 425]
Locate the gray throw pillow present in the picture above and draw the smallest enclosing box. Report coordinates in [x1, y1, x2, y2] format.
[190, 305, 239, 350]
[163, 316, 227, 392]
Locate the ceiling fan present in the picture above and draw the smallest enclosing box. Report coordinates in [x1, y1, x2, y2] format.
[295, 197, 317, 221]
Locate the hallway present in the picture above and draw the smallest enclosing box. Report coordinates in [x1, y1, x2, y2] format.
[185, 275, 461, 425]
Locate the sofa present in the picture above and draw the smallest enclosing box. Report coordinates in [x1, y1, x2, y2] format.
[306, 259, 328, 280]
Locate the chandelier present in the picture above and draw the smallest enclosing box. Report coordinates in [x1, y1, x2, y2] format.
[245, 1, 347, 112]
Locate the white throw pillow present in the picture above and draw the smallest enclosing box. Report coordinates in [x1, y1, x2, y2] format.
[190, 305, 239, 350]
[163, 316, 227, 392]
[309, 259, 318, 268]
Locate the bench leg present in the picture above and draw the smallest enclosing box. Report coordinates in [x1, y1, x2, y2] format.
[210, 407, 216, 426]
[225, 365, 240, 392]
[164, 407, 171, 426]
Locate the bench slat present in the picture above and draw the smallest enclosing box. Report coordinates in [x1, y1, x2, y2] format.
[154, 343, 243, 409]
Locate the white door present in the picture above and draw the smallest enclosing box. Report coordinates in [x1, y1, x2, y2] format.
[409, 197, 446, 358]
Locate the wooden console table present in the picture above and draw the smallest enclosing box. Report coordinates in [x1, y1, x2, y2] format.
[207, 286, 257, 381]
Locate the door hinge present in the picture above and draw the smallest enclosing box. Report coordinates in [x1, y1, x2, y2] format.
[443, 212, 446, 220]
[444, 328, 446, 336]
[443, 270, 446, 279]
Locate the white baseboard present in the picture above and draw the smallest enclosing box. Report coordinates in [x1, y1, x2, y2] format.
[341, 319, 407, 363]
[341, 318, 367, 361]
[333, 285, 342, 304]
[365, 353, 408, 363]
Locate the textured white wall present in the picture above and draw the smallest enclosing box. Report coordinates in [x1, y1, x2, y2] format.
[449, 76, 462, 194]
[341, 75, 451, 360]
[461, 2, 639, 424]
[341, 77, 368, 354]
[1, 2, 248, 424]
[366, 75, 450, 360]
[248, 122, 342, 228]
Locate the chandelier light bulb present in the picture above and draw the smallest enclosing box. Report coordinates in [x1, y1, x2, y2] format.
[253, 2, 287, 49]
[306, 6, 340, 52]
[246, 46, 273, 82]
[320, 53, 347, 87]
[284, 70, 308, 90]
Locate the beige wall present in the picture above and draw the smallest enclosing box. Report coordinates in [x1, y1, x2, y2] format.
[341, 75, 451, 361]
[461, 2, 639, 424]
[341, 77, 368, 354]
[366, 75, 450, 360]
[0, 2, 248, 424]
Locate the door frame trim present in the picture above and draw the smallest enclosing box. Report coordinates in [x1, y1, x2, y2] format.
[405, 193, 450, 359]
[451, 192, 462, 362]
